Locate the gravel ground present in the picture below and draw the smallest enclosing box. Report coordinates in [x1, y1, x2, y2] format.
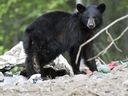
[0, 64, 128, 96]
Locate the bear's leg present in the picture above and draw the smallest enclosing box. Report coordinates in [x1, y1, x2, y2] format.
[69, 46, 81, 74]
[37, 41, 64, 79]
[82, 43, 97, 72]
[39, 67, 67, 79]
[25, 55, 38, 78]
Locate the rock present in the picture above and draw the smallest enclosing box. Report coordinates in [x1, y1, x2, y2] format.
[0, 72, 4, 82]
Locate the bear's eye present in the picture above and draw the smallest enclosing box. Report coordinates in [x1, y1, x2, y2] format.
[93, 16, 96, 19]
[85, 17, 89, 19]
[93, 16, 98, 20]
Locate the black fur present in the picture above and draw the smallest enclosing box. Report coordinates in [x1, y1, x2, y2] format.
[23, 3, 106, 78]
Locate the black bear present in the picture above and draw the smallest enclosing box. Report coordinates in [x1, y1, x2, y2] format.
[23, 3, 106, 78]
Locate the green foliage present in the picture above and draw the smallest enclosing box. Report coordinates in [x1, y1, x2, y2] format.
[0, 0, 75, 54]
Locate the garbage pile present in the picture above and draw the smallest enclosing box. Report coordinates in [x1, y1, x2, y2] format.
[0, 41, 128, 86]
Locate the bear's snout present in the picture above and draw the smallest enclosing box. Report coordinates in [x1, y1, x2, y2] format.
[87, 17, 96, 29]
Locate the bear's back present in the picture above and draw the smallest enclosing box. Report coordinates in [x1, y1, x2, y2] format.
[26, 11, 72, 34]
[43, 11, 71, 18]
[36, 11, 71, 25]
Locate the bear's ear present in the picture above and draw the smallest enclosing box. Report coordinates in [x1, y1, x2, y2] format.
[97, 3, 106, 13]
[77, 4, 86, 13]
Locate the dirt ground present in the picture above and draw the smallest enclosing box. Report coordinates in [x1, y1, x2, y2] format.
[0, 65, 128, 96]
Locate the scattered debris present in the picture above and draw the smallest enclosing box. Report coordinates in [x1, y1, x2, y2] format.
[0, 42, 128, 96]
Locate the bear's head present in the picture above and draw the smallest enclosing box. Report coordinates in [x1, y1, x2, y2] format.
[77, 3, 106, 30]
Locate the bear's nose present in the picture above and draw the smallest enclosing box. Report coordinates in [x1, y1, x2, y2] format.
[88, 24, 95, 29]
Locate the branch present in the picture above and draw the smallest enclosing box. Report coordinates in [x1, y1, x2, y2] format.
[105, 29, 122, 52]
[97, 57, 106, 65]
[88, 26, 128, 61]
[75, 14, 128, 64]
